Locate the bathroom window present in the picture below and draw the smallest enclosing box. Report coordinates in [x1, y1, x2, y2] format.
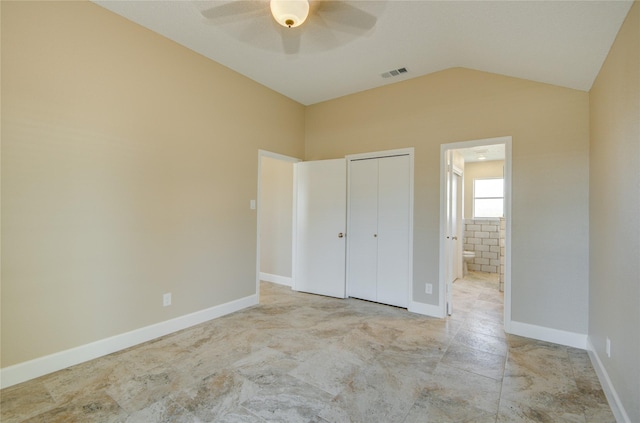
[473, 178, 504, 218]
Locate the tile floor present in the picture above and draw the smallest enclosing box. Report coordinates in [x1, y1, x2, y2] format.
[1, 272, 614, 422]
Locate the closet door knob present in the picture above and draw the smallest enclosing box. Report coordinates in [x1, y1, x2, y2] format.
[374, 234, 378, 238]
[338, 232, 344, 238]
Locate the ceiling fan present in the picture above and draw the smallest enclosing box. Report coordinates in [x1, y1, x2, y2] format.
[198, 0, 383, 54]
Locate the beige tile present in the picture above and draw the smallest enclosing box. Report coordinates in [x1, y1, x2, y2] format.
[125, 398, 201, 423]
[105, 365, 194, 414]
[0, 382, 56, 423]
[170, 370, 259, 422]
[114, 338, 191, 375]
[441, 344, 506, 380]
[1, 279, 614, 423]
[404, 364, 501, 422]
[317, 364, 418, 423]
[451, 328, 508, 357]
[583, 402, 616, 423]
[240, 374, 335, 422]
[232, 346, 299, 384]
[289, 344, 368, 395]
[404, 394, 497, 423]
[41, 355, 133, 404]
[462, 316, 506, 339]
[22, 392, 127, 423]
[497, 397, 586, 423]
[390, 325, 451, 356]
[214, 406, 267, 423]
[503, 344, 576, 394]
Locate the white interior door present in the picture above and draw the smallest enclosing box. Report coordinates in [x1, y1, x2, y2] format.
[445, 152, 454, 315]
[377, 155, 410, 308]
[346, 159, 378, 302]
[454, 172, 464, 279]
[294, 159, 347, 298]
[450, 172, 461, 282]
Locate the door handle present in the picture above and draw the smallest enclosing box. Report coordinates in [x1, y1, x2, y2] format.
[374, 234, 377, 238]
[338, 232, 344, 238]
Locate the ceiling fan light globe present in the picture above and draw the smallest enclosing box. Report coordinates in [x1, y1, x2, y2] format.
[270, 0, 309, 28]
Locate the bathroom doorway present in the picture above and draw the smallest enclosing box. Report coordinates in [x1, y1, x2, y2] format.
[440, 136, 512, 330]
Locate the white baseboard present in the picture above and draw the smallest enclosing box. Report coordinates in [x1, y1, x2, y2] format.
[0, 294, 258, 389]
[587, 338, 631, 423]
[508, 321, 588, 349]
[259, 272, 292, 287]
[408, 301, 444, 318]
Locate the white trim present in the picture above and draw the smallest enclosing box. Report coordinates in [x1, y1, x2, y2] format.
[408, 301, 444, 318]
[508, 321, 587, 349]
[259, 272, 293, 287]
[345, 148, 414, 308]
[438, 147, 448, 317]
[0, 294, 258, 389]
[439, 136, 512, 329]
[256, 150, 301, 299]
[587, 338, 632, 423]
[292, 162, 299, 291]
[503, 139, 513, 332]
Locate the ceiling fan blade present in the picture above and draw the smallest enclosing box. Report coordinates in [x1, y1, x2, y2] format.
[305, 12, 340, 50]
[315, 1, 377, 32]
[199, 0, 268, 21]
[279, 27, 302, 54]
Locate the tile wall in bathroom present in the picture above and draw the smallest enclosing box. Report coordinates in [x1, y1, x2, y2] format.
[463, 219, 505, 280]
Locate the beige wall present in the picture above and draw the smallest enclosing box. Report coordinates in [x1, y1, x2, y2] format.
[463, 160, 505, 219]
[589, 2, 640, 421]
[1, 1, 304, 367]
[306, 67, 590, 334]
[260, 157, 294, 278]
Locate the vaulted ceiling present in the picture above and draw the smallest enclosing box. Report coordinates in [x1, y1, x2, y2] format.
[94, 0, 633, 105]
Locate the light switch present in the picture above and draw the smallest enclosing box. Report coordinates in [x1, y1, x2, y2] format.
[250, 199, 256, 210]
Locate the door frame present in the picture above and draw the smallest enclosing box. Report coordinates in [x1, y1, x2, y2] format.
[439, 137, 512, 331]
[345, 147, 415, 308]
[256, 150, 301, 299]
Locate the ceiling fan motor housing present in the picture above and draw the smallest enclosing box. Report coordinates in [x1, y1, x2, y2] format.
[270, 0, 310, 28]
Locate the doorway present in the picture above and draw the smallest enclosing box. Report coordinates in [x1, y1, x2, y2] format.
[256, 150, 300, 298]
[440, 137, 512, 330]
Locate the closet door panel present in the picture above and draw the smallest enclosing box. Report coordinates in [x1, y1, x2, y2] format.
[376, 155, 410, 307]
[347, 159, 378, 302]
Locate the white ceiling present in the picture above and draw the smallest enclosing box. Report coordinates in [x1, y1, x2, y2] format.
[93, 0, 633, 106]
[457, 144, 505, 163]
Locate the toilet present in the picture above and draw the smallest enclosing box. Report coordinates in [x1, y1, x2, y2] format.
[463, 250, 476, 276]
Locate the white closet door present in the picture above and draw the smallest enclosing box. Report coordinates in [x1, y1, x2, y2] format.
[376, 155, 410, 307]
[347, 159, 379, 302]
[294, 159, 347, 298]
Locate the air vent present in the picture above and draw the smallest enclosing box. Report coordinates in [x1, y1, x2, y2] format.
[381, 67, 408, 79]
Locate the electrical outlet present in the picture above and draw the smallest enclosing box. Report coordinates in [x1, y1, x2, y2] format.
[425, 283, 433, 294]
[163, 293, 172, 307]
[606, 337, 611, 358]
